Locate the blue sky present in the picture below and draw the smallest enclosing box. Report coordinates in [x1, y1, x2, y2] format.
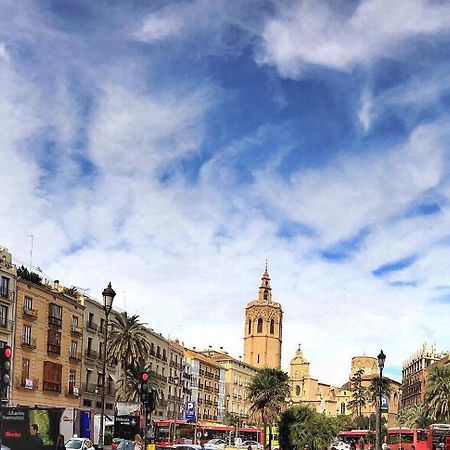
[1, 0, 450, 385]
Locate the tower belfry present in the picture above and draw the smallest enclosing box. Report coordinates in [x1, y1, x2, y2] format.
[243, 266, 283, 369]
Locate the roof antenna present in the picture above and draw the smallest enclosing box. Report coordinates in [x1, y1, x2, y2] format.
[265, 258, 268, 272]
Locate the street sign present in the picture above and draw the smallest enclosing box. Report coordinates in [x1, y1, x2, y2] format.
[185, 401, 196, 422]
[381, 395, 389, 411]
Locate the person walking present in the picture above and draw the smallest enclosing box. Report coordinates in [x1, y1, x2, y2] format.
[55, 434, 66, 450]
[29, 423, 44, 450]
[134, 433, 143, 450]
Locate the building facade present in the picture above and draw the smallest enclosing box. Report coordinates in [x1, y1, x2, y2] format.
[243, 268, 282, 369]
[401, 344, 444, 408]
[12, 278, 84, 408]
[0, 246, 17, 404]
[185, 349, 225, 422]
[81, 295, 119, 419]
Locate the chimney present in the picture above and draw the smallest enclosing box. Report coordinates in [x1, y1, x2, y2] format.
[54, 280, 60, 290]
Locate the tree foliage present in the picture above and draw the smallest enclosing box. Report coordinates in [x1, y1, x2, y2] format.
[279, 406, 352, 450]
[348, 369, 366, 419]
[425, 364, 450, 422]
[107, 312, 149, 378]
[17, 265, 42, 285]
[399, 405, 432, 429]
[367, 377, 393, 404]
[117, 359, 157, 402]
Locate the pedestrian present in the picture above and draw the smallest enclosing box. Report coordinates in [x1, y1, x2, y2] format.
[247, 444, 252, 450]
[29, 423, 44, 450]
[134, 433, 143, 450]
[359, 437, 365, 450]
[55, 434, 65, 450]
[350, 440, 356, 450]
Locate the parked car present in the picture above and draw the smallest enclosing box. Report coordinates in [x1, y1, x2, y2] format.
[331, 441, 350, 450]
[205, 439, 226, 450]
[117, 440, 135, 450]
[112, 437, 125, 449]
[1, 445, 12, 450]
[65, 437, 95, 450]
[242, 440, 263, 450]
[172, 445, 203, 450]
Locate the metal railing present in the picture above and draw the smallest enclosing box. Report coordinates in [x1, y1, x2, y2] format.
[85, 349, 98, 359]
[71, 324, 83, 336]
[0, 318, 14, 331]
[20, 336, 37, 349]
[15, 376, 38, 390]
[43, 380, 61, 393]
[0, 288, 14, 302]
[48, 316, 62, 328]
[23, 307, 38, 319]
[69, 351, 82, 362]
[47, 343, 61, 354]
[86, 321, 98, 332]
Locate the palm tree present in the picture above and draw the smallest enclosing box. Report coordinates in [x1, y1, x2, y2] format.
[248, 368, 290, 450]
[367, 377, 393, 404]
[348, 369, 366, 420]
[117, 359, 157, 402]
[399, 405, 432, 429]
[107, 312, 149, 377]
[425, 364, 450, 422]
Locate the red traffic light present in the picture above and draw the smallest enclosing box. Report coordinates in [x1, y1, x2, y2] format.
[3, 347, 11, 359]
[141, 372, 149, 382]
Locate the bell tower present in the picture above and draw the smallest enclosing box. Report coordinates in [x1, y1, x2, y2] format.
[243, 265, 283, 369]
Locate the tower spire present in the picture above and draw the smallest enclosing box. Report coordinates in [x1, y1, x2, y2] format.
[258, 264, 272, 301]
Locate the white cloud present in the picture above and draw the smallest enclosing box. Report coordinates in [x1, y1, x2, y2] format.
[259, 0, 450, 77]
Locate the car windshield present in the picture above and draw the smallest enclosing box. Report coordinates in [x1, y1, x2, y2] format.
[65, 441, 83, 449]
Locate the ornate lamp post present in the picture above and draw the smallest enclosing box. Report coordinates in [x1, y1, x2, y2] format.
[226, 394, 231, 445]
[98, 282, 116, 450]
[376, 350, 386, 450]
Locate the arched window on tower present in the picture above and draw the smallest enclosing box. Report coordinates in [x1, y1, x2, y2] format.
[270, 319, 274, 334]
[257, 318, 263, 333]
[296, 385, 300, 396]
[263, 290, 268, 300]
[248, 319, 251, 334]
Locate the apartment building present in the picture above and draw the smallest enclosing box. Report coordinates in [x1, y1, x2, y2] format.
[81, 296, 120, 419]
[0, 246, 17, 404]
[185, 349, 225, 422]
[204, 349, 257, 425]
[402, 344, 444, 408]
[12, 277, 84, 408]
[167, 339, 192, 419]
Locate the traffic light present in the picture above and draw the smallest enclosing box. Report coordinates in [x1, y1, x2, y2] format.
[146, 389, 157, 412]
[140, 371, 149, 403]
[0, 345, 12, 398]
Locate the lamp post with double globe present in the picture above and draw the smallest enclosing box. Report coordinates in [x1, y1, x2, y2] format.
[98, 282, 116, 450]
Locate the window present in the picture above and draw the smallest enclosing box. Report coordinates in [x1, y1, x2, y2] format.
[248, 319, 251, 334]
[70, 341, 78, 359]
[21, 358, 30, 380]
[49, 303, 62, 327]
[296, 385, 300, 396]
[157, 346, 161, 357]
[24, 296, 33, 310]
[163, 349, 167, 360]
[257, 318, 263, 333]
[87, 337, 92, 352]
[257, 354, 260, 364]
[100, 318, 105, 333]
[99, 341, 103, 358]
[0, 305, 8, 327]
[150, 343, 155, 355]
[47, 330, 61, 354]
[340, 403, 346, 414]
[69, 369, 76, 394]
[23, 325, 32, 345]
[43, 361, 62, 392]
[0, 276, 9, 297]
[270, 319, 274, 334]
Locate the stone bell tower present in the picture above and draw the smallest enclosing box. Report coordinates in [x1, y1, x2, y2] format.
[243, 264, 283, 369]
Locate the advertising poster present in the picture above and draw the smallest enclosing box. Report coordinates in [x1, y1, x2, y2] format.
[1, 407, 64, 450]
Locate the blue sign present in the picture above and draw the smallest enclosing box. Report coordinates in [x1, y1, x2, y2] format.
[381, 395, 389, 411]
[185, 402, 196, 422]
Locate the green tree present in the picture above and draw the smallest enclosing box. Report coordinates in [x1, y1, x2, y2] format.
[248, 368, 291, 450]
[117, 359, 157, 402]
[279, 405, 340, 450]
[17, 266, 42, 285]
[107, 312, 149, 377]
[425, 364, 450, 422]
[367, 377, 393, 404]
[399, 405, 432, 429]
[348, 369, 367, 420]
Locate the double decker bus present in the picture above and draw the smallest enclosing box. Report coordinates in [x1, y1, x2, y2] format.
[154, 420, 261, 447]
[427, 424, 450, 450]
[387, 428, 427, 450]
[338, 430, 374, 450]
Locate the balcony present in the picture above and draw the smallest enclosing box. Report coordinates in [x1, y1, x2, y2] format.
[43, 380, 61, 393]
[70, 324, 83, 337]
[69, 351, 82, 363]
[15, 376, 38, 390]
[198, 398, 203, 405]
[20, 336, 37, 350]
[198, 383, 204, 389]
[65, 385, 80, 397]
[85, 349, 98, 360]
[47, 343, 61, 355]
[0, 288, 14, 303]
[0, 318, 14, 331]
[86, 321, 98, 332]
[204, 386, 213, 392]
[23, 307, 38, 320]
[82, 382, 116, 396]
[48, 316, 62, 328]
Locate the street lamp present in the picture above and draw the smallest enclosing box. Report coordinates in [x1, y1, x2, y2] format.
[376, 350, 386, 450]
[98, 282, 116, 450]
[226, 394, 231, 445]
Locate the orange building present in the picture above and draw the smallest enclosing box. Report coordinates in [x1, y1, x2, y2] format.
[11, 278, 84, 408]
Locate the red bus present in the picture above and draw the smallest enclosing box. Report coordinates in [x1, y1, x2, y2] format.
[338, 430, 374, 450]
[154, 420, 261, 447]
[387, 428, 427, 450]
[427, 424, 450, 450]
